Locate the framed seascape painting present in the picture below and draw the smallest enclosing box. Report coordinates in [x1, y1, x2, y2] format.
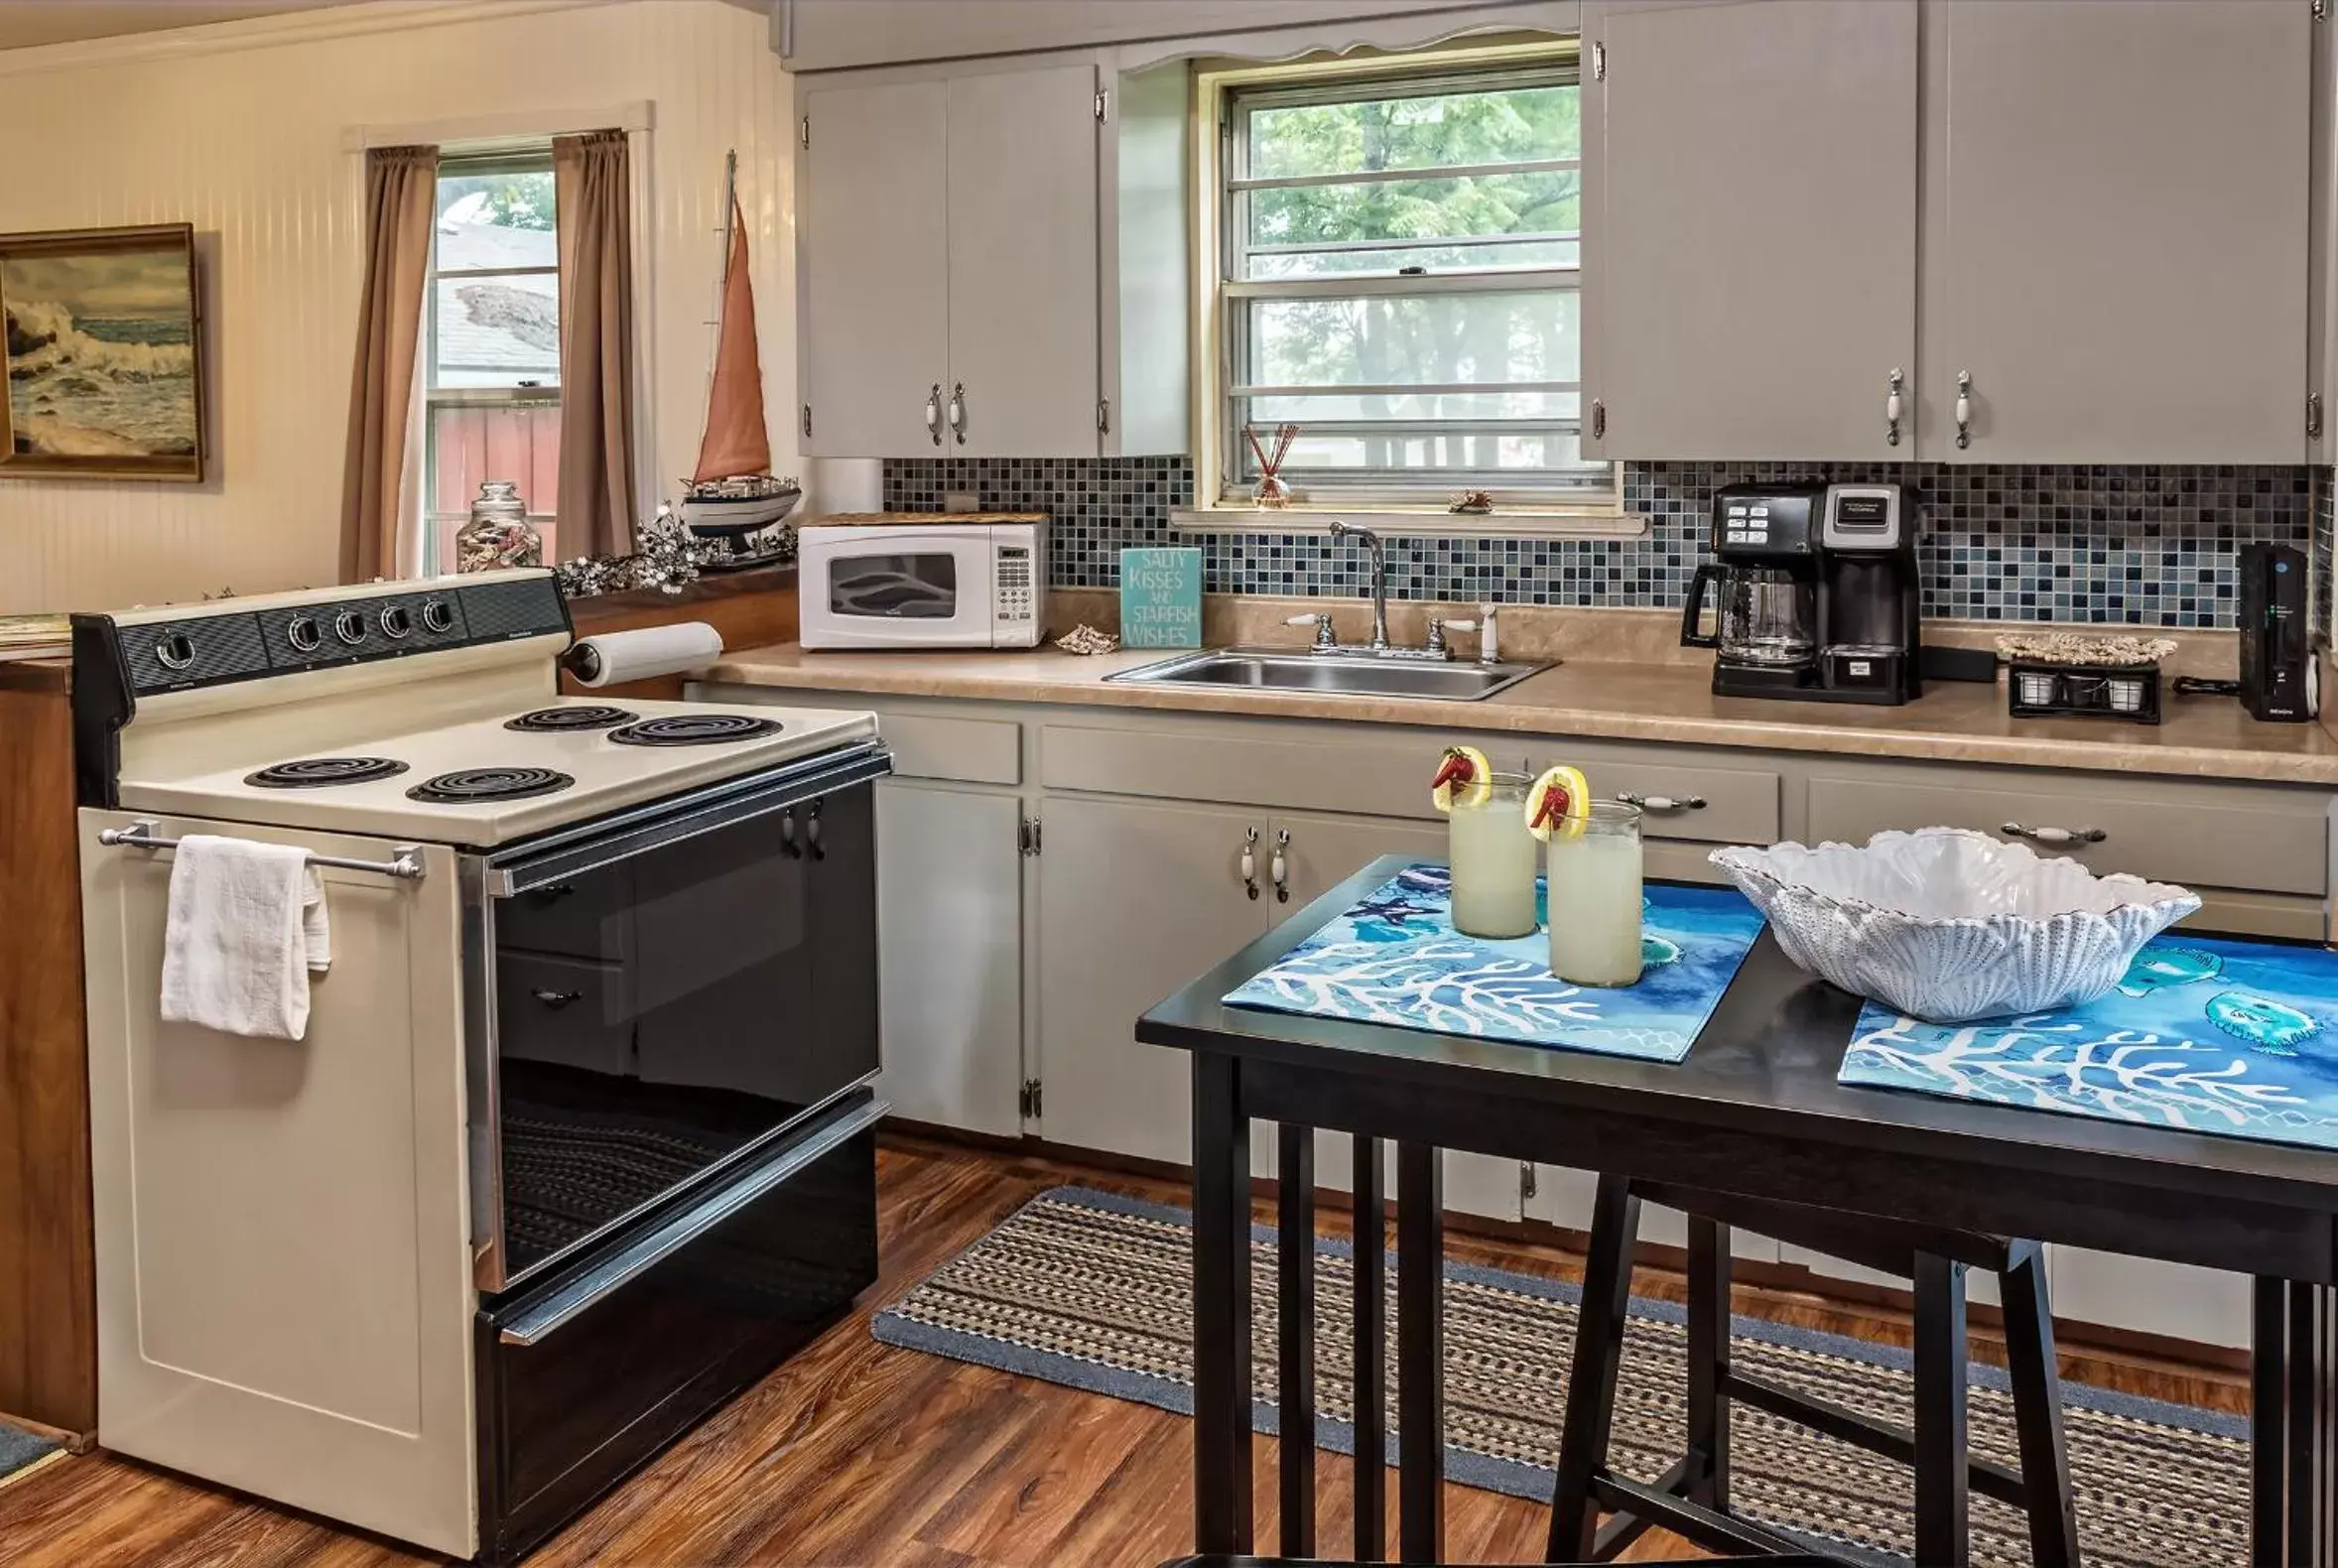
[0, 223, 204, 481]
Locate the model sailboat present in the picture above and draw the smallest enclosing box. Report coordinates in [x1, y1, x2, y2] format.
[680, 151, 801, 560]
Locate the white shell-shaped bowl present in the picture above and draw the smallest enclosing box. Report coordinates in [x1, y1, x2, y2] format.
[1709, 828, 2201, 1024]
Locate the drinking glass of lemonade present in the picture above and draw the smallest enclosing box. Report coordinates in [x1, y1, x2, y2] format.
[1528, 768, 1645, 987]
[1448, 772, 1538, 938]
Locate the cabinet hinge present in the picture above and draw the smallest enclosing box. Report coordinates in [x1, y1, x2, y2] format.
[2311, 393, 2324, 440]
[1593, 41, 1606, 80]
[801, 403, 812, 440]
[799, 114, 810, 149]
[1591, 399, 1607, 440]
[1095, 88, 1108, 121]
[1519, 1161, 1538, 1201]
[1097, 398, 1110, 435]
[1019, 816, 1043, 856]
[1019, 1078, 1043, 1120]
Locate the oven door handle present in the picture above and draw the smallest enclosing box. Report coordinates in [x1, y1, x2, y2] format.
[495, 1095, 888, 1348]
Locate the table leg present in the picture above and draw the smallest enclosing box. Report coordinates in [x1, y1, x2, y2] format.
[1685, 1215, 1731, 1512]
[2286, 1280, 2333, 1568]
[1277, 1123, 1316, 1559]
[1912, 1254, 1971, 1568]
[2257, 1277, 2289, 1568]
[1355, 1135, 1387, 1563]
[1397, 1142, 1444, 1564]
[1191, 1053, 1251, 1555]
[1547, 1174, 1641, 1564]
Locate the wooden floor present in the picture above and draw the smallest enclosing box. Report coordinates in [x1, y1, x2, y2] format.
[0, 1133, 2252, 1568]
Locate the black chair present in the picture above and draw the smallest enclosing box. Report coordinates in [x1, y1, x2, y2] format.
[1162, 1559, 1846, 1567]
[1546, 1176, 2082, 1568]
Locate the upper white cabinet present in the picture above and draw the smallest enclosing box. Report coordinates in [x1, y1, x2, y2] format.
[797, 54, 1188, 459]
[1584, 0, 1918, 461]
[798, 76, 952, 457]
[1919, 0, 2311, 464]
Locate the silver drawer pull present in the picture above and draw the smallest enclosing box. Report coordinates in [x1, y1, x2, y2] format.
[2001, 822, 2106, 848]
[1616, 791, 1706, 813]
[531, 988, 584, 1008]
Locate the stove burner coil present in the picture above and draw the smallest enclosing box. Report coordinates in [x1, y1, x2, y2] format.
[245, 757, 410, 789]
[405, 767, 576, 804]
[504, 707, 639, 733]
[605, 715, 785, 747]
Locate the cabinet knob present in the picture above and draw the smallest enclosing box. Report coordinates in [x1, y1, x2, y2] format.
[925, 384, 943, 447]
[1884, 367, 1904, 448]
[2001, 821, 2106, 848]
[1955, 371, 1974, 451]
[1240, 826, 1260, 900]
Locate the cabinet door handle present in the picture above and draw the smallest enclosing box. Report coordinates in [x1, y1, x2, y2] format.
[531, 988, 584, 1008]
[1616, 791, 1706, 813]
[1271, 829, 1291, 903]
[806, 799, 825, 860]
[1884, 367, 1904, 448]
[780, 808, 801, 858]
[1955, 371, 1974, 450]
[2001, 821, 2106, 848]
[948, 381, 968, 446]
[925, 383, 944, 446]
[1240, 826, 1260, 901]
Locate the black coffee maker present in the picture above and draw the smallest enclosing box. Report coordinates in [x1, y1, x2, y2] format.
[1679, 481, 1923, 706]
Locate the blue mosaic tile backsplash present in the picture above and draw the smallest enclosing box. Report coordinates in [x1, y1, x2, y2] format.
[884, 457, 2318, 629]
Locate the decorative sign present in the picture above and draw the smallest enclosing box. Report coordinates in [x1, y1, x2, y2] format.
[1118, 547, 1202, 649]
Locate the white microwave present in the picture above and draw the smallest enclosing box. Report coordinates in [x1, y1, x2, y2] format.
[797, 520, 1047, 650]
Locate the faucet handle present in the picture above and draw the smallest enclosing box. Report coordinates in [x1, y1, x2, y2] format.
[1426, 614, 1474, 659]
[1285, 611, 1338, 651]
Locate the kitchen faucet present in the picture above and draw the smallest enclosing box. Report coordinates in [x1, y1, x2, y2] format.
[1330, 520, 1391, 650]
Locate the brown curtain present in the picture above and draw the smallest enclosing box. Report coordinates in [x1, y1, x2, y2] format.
[554, 130, 639, 560]
[338, 145, 436, 584]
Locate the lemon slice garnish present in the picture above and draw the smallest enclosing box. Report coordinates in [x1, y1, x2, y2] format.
[1525, 764, 1591, 842]
[1430, 744, 1494, 813]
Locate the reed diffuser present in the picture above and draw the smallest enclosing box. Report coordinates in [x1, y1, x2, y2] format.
[1244, 422, 1300, 508]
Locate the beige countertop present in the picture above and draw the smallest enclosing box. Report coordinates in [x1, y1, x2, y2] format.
[704, 640, 2338, 788]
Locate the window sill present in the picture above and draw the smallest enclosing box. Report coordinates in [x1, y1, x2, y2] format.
[1168, 505, 1647, 541]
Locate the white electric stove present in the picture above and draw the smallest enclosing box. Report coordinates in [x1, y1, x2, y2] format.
[71, 568, 890, 1564]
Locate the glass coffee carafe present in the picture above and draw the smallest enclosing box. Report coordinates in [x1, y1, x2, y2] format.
[1681, 563, 1816, 667]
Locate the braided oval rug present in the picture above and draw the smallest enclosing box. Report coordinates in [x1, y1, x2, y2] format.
[873, 1186, 2250, 1568]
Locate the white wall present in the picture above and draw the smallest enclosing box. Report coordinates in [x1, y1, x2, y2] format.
[0, 0, 797, 614]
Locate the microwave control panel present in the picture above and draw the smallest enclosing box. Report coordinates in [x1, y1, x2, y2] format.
[996, 546, 1035, 625]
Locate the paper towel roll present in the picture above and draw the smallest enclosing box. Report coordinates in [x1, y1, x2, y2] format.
[563, 621, 724, 687]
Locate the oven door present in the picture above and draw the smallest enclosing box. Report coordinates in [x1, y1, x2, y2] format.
[463, 742, 887, 1292]
[798, 527, 998, 648]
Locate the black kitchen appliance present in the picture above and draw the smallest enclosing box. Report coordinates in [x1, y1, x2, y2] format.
[1680, 481, 1923, 705]
[2237, 541, 2317, 722]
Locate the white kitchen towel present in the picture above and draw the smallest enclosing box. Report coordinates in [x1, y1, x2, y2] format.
[159, 835, 331, 1041]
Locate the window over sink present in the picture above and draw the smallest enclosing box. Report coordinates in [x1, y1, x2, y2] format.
[424, 149, 563, 572]
[1198, 42, 1621, 523]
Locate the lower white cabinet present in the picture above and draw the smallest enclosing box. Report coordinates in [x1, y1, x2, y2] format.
[873, 779, 1026, 1137]
[1037, 794, 1262, 1165]
[2046, 1246, 2251, 1351]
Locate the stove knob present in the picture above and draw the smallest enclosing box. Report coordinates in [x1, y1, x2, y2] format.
[332, 608, 368, 646]
[420, 598, 455, 634]
[154, 632, 195, 671]
[286, 615, 323, 653]
[378, 604, 412, 640]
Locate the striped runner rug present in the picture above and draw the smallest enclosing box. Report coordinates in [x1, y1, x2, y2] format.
[873, 1186, 2250, 1568]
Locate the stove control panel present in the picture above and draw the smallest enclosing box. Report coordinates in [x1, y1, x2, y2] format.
[93, 573, 573, 699]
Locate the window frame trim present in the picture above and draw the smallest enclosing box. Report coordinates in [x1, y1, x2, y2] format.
[1192, 38, 1622, 528]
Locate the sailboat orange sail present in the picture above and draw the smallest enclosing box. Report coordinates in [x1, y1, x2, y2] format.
[681, 152, 800, 552]
[692, 191, 771, 483]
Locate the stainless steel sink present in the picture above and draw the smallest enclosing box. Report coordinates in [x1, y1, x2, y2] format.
[1104, 647, 1550, 702]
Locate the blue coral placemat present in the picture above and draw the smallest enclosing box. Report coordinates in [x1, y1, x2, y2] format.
[1223, 863, 1766, 1063]
[1838, 934, 2338, 1152]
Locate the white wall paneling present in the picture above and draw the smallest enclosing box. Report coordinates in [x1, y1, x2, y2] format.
[0, 0, 797, 614]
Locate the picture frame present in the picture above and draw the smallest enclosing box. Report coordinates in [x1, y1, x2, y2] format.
[0, 222, 204, 482]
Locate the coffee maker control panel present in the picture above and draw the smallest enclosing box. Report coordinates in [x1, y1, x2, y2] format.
[1712, 487, 1818, 558]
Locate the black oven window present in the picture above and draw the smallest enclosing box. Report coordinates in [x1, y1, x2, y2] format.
[830, 553, 959, 618]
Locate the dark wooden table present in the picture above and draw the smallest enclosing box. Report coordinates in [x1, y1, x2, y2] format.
[1137, 855, 2338, 1568]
